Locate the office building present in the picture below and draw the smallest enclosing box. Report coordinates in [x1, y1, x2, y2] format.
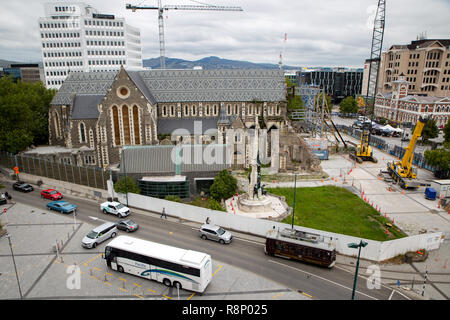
[38, 1, 143, 89]
[378, 39, 450, 97]
[296, 67, 363, 103]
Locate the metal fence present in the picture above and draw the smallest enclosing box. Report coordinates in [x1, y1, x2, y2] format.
[0, 152, 110, 190]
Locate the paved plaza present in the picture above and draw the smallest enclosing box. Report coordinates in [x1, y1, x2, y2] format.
[0, 202, 309, 300]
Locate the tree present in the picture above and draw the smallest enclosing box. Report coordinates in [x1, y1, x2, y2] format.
[287, 95, 304, 111]
[339, 96, 358, 114]
[443, 120, 450, 143]
[0, 77, 56, 153]
[114, 176, 141, 194]
[424, 144, 450, 173]
[210, 169, 237, 202]
[421, 118, 439, 143]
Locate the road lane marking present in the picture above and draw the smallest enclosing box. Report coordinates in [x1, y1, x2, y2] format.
[147, 289, 156, 293]
[163, 294, 173, 300]
[83, 253, 102, 266]
[133, 283, 142, 288]
[301, 292, 313, 298]
[268, 259, 378, 300]
[273, 293, 283, 299]
[119, 277, 127, 282]
[119, 287, 128, 293]
[388, 290, 395, 300]
[187, 292, 196, 300]
[93, 267, 101, 272]
[134, 294, 143, 299]
[104, 281, 112, 286]
[212, 265, 223, 277]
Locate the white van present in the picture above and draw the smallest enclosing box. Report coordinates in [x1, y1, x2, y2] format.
[82, 222, 118, 249]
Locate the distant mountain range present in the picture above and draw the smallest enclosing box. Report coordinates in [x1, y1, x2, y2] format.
[1, 56, 300, 70]
[143, 56, 301, 70]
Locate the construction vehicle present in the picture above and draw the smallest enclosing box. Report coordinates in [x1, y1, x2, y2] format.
[349, 123, 378, 163]
[385, 117, 428, 189]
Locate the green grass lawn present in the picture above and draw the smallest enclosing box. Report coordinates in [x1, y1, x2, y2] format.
[267, 186, 407, 241]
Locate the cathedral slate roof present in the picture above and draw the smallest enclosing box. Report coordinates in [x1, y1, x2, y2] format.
[51, 69, 286, 107]
[72, 94, 104, 119]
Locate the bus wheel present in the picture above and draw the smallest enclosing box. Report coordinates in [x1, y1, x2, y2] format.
[173, 281, 182, 290]
[163, 278, 172, 287]
[117, 266, 124, 273]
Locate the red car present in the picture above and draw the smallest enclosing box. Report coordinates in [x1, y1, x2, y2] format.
[41, 189, 63, 200]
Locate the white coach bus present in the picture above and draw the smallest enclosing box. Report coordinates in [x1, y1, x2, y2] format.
[103, 235, 212, 293]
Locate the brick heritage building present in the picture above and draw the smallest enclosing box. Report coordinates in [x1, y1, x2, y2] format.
[374, 75, 450, 127]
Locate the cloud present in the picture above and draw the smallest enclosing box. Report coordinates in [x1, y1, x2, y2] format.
[0, 0, 448, 67]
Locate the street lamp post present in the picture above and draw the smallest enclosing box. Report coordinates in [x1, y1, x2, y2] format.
[121, 148, 129, 207]
[348, 240, 368, 300]
[6, 234, 23, 299]
[291, 173, 297, 229]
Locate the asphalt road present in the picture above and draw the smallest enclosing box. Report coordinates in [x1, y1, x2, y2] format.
[2, 181, 409, 300]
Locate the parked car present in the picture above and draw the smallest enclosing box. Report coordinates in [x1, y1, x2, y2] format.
[100, 201, 130, 218]
[41, 189, 63, 200]
[46, 200, 77, 214]
[199, 224, 233, 244]
[115, 219, 139, 232]
[82, 222, 117, 249]
[12, 181, 33, 192]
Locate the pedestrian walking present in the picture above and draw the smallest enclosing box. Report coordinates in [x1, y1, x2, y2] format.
[206, 217, 210, 224]
[160, 207, 167, 219]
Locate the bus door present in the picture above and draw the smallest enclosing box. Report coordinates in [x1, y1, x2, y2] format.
[110, 256, 118, 270]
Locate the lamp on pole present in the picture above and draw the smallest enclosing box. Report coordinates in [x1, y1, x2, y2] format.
[348, 239, 368, 300]
[291, 173, 297, 229]
[6, 233, 23, 299]
[121, 148, 129, 207]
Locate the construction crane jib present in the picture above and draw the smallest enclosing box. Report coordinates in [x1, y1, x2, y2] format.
[126, 1, 243, 69]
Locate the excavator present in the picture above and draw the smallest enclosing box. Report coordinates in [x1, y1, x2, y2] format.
[385, 116, 428, 189]
[349, 122, 378, 164]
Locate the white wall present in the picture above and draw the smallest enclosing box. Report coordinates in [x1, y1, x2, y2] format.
[118, 192, 444, 262]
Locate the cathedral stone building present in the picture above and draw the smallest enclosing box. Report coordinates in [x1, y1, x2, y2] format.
[48, 67, 287, 168]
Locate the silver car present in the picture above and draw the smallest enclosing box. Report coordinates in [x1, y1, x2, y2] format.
[82, 222, 117, 249]
[199, 224, 232, 244]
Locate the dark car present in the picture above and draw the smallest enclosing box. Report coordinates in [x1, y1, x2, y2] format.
[115, 219, 139, 232]
[13, 182, 34, 192]
[46, 200, 77, 214]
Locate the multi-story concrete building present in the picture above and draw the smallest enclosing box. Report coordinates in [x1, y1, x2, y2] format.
[378, 39, 450, 97]
[296, 67, 363, 103]
[38, 1, 142, 90]
[0, 64, 44, 83]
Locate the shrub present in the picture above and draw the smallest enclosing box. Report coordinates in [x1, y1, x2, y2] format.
[114, 176, 140, 194]
[164, 195, 182, 203]
[210, 170, 237, 201]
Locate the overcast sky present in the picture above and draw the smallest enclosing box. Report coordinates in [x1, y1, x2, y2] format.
[0, 0, 449, 67]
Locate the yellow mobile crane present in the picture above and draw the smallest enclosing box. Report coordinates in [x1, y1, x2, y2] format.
[386, 117, 428, 189]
